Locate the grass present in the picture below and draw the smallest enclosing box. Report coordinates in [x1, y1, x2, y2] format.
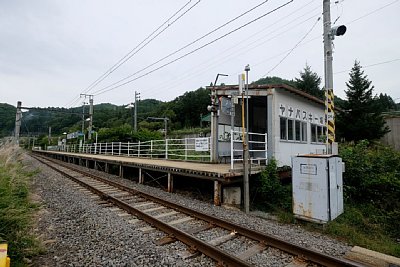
[0, 144, 43, 266]
[323, 205, 400, 257]
[253, 154, 400, 258]
[272, 205, 400, 258]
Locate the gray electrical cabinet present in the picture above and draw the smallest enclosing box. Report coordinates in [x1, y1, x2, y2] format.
[292, 154, 344, 223]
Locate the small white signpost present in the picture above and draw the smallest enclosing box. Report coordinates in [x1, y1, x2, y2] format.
[195, 138, 209, 152]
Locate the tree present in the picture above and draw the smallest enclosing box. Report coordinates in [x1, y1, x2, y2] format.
[253, 76, 295, 87]
[376, 93, 397, 112]
[170, 87, 210, 128]
[295, 64, 324, 99]
[336, 61, 389, 141]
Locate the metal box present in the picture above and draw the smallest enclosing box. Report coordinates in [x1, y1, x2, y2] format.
[292, 154, 343, 223]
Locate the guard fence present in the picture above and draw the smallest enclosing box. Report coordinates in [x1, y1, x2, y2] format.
[46, 133, 267, 169]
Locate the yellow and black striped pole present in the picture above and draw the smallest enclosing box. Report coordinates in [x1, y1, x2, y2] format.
[325, 88, 335, 145]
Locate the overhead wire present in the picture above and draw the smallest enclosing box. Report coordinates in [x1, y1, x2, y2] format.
[263, 16, 321, 76]
[247, 0, 400, 78]
[84, 0, 202, 94]
[146, 0, 398, 98]
[74, 0, 398, 105]
[142, 3, 321, 99]
[346, 0, 399, 24]
[91, 0, 274, 95]
[64, 0, 199, 107]
[334, 58, 400, 74]
[93, 0, 295, 96]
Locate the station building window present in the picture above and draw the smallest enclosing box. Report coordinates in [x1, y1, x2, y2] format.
[280, 117, 307, 143]
[311, 124, 326, 143]
[288, 119, 294, 140]
[280, 117, 287, 140]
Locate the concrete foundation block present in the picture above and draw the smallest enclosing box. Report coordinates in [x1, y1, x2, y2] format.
[223, 187, 241, 205]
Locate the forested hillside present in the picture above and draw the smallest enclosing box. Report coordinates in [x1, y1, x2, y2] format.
[0, 103, 16, 137]
[0, 87, 211, 138]
[1, 66, 398, 139]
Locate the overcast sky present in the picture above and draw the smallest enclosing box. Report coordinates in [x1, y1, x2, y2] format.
[1, 0, 399, 108]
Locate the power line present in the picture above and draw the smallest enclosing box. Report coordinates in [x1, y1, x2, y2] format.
[64, 0, 199, 107]
[143, 7, 321, 99]
[144, 0, 398, 101]
[93, 1, 294, 96]
[84, 0, 202, 94]
[263, 17, 321, 76]
[91, 0, 273, 95]
[334, 58, 400, 74]
[144, 0, 398, 102]
[346, 0, 399, 25]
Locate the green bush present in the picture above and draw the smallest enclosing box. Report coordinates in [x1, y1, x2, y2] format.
[340, 140, 400, 238]
[253, 159, 292, 212]
[97, 124, 162, 143]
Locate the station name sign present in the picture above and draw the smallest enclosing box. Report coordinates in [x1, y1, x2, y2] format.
[279, 103, 325, 125]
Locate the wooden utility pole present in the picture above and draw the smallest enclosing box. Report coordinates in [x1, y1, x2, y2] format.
[14, 101, 22, 145]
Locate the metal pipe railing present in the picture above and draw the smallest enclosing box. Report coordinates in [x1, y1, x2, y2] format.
[48, 137, 212, 162]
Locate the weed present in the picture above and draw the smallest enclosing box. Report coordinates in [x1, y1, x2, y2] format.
[0, 144, 42, 265]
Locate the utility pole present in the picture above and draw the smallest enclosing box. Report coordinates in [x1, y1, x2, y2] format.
[81, 101, 86, 143]
[48, 126, 51, 144]
[88, 96, 93, 140]
[80, 94, 94, 141]
[244, 64, 250, 214]
[134, 91, 140, 132]
[323, 0, 346, 154]
[14, 101, 22, 145]
[208, 73, 228, 163]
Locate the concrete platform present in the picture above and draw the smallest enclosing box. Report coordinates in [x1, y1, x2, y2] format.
[33, 150, 264, 205]
[34, 150, 249, 180]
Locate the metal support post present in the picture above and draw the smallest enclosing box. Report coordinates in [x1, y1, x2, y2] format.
[165, 139, 168, 159]
[119, 164, 123, 178]
[167, 173, 173, 193]
[14, 101, 22, 145]
[214, 180, 222, 206]
[210, 88, 218, 163]
[139, 168, 144, 184]
[243, 64, 251, 214]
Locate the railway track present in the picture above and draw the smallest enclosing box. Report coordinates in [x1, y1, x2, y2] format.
[32, 154, 366, 267]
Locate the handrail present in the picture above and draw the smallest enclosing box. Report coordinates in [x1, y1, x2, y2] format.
[230, 130, 268, 170]
[47, 137, 212, 163]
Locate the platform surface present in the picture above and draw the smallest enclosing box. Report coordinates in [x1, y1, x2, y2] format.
[34, 150, 261, 181]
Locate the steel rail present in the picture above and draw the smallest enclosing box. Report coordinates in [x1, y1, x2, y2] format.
[33, 155, 252, 267]
[33, 154, 366, 267]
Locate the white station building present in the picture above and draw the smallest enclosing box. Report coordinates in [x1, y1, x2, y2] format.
[209, 84, 327, 167]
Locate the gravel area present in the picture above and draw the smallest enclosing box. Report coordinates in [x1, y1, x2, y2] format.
[28, 154, 214, 267]
[76, 160, 352, 258]
[29, 153, 353, 266]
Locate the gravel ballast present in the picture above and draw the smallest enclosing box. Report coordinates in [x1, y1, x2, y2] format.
[28, 153, 352, 266]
